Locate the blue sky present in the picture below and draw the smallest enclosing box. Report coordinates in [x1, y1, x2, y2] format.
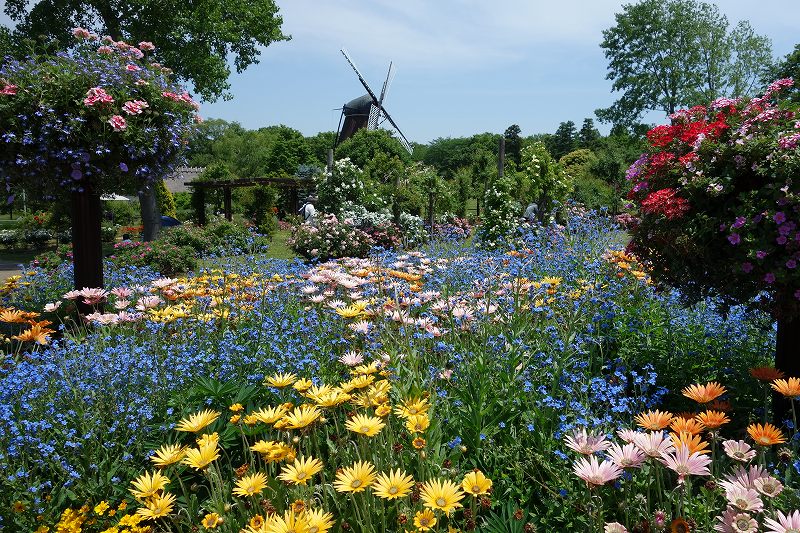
[3, 1, 799, 143]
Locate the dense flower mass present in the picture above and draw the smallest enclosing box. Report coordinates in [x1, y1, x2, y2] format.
[0, 30, 198, 200]
[626, 79, 800, 312]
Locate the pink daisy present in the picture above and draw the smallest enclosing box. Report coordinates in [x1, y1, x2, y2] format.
[659, 445, 711, 483]
[725, 485, 763, 512]
[607, 442, 646, 469]
[714, 507, 758, 533]
[722, 440, 756, 463]
[564, 428, 612, 455]
[764, 510, 800, 533]
[633, 431, 675, 458]
[573, 456, 622, 487]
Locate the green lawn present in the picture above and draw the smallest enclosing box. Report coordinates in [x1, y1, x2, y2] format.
[264, 228, 295, 260]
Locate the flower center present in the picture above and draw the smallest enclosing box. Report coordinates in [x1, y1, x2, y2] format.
[361, 426, 370, 433]
[420, 518, 430, 526]
[296, 472, 306, 480]
[436, 497, 446, 506]
[472, 485, 481, 493]
[735, 498, 747, 509]
[389, 487, 398, 494]
[351, 479, 362, 488]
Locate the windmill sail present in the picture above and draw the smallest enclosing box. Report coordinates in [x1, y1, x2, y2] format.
[337, 49, 412, 154]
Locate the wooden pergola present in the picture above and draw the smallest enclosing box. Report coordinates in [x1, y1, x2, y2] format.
[186, 176, 314, 225]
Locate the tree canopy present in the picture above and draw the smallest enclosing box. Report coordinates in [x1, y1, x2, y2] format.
[2, 0, 289, 101]
[597, 0, 772, 126]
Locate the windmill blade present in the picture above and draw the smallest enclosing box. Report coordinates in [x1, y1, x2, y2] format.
[367, 104, 380, 130]
[379, 107, 413, 154]
[378, 62, 394, 106]
[340, 48, 380, 105]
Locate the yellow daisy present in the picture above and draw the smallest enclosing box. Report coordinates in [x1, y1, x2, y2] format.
[420, 478, 465, 515]
[414, 509, 437, 531]
[333, 461, 377, 493]
[135, 492, 175, 520]
[461, 470, 492, 496]
[174, 409, 220, 433]
[251, 406, 288, 424]
[281, 405, 321, 430]
[182, 442, 220, 470]
[304, 509, 335, 533]
[406, 414, 430, 434]
[130, 471, 170, 500]
[278, 456, 324, 485]
[293, 378, 313, 392]
[268, 509, 309, 533]
[345, 413, 386, 437]
[265, 372, 297, 388]
[232, 472, 268, 497]
[394, 397, 430, 418]
[373, 469, 415, 500]
[201, 512, 224, 528]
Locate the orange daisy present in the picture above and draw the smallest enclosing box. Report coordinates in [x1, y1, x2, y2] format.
[0, 308, 27, 323]
[771, 377, 800, 399]
[670, 431, 710, 454]
[747, 423, 786, 446]
[11, 324, 54, 345]
[695, 410, 730, 430]
[670, 417, 705, 435]
[682, 382, 726, 404]
[707, 399, 732, 412]
[634, 410, 673, 431]
[750, 366, 785, 382]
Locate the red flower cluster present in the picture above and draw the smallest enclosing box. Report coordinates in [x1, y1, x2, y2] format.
[645, 111, 730, 148]
[640, 188, 690, 220]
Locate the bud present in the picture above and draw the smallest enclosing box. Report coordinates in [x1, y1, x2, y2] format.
[460, 445, 468, 453]
[292, 436, 300, 444]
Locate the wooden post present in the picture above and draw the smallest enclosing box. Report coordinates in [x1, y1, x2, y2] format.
[71, 184, 103, 311]
[139, 184, 161, 242]
[196, 187, 206, 226]
[497, 137, 505, 179]
[327, 149, 334, 173]
[289, 187, 299, 215]
[223, 186, 232, 221]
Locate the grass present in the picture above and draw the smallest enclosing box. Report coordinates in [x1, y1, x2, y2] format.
[0, 247, 49, 265]
[264, 228, 295, 260]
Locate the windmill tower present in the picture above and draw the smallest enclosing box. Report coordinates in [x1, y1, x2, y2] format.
[336, 49, 413, 154]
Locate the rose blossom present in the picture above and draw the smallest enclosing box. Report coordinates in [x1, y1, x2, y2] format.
[0, 84, 17, 95]
[97, 45, 113, 54]
[138, 41, 155, 51]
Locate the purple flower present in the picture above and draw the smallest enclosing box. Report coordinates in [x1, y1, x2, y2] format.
[787, 260, 797, 269]
[753, 214, 764, 224]
[728, 233, 741, 245]
[732, 216, 746, 229]
[765, 272, 776, 284]
[756, 250, 767, 259]
[742, 262, 754, 273]
[119, 162, 128, 172]
[70, 169, 82, 179]
[777, 235, 788, 245]
[719, 224, 728, 232]
[795, 289, 800, 300]
[774, 212, 787, 224]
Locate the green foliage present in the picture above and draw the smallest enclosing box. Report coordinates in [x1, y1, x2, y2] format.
[548, 121, 576, 160]
[240, 185, 278, 235]
[305, 131, 337, 167]
[519, 143, 572, 220]
[335, 128, 411, 168]
[108, 240, 197, 276]
[476, 175, 520, 249]
[597, 0, 772, 125]
[423, 133, 500, 179]
[766, 43, 800, 102]
[503, 124, 523, 170]
[316, 158, 366, 215]
[578, 118, 601, 148]
[4, 0, 289, 101]
[154, 179, 177, 218]
[561, 149, 616, 211]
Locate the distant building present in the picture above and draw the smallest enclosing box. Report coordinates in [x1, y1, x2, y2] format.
[164, 166, 205, 194]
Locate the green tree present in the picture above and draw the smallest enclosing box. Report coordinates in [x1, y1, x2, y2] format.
[578, 118, 601, 148]
[186, 119, 246, 167]
[766, 44, 800, 102]
[597, 0, 772, 125]
[335, 129, 410, 168]
[154, 179, 177, 218]
[520, 143, 572, 221]
[3, 0, 289, 101]
[549, 121, 577, 160]
[503, 124, 522, 170]
[306, 131, 337, 168]
[476, 174, 520, 250]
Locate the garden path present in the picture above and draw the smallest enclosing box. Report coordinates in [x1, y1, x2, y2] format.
[0, 262, 22, 281]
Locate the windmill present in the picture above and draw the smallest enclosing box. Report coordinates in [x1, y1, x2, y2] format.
[336, 48, 413, 154]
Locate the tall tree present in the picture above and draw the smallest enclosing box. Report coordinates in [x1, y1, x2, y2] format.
[578, 118, 601, 148]
[597, 0, 771, 126]
[3, 0, 289, 101]
[549, 121, 577, 160]
[503, 124, 522, 170]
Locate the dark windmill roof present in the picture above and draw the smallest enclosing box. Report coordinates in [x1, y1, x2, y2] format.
[343, 94, 373, 116]
[165, 166, 205, 193]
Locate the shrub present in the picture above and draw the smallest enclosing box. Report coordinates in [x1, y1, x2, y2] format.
[154, 178, 177, 218]
[107, 240, 196, 276]
[288, 214, 374, 261]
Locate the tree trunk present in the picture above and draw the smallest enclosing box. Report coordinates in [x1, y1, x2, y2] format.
[774, 315, 800, 424]
[71, 185, 103, 313]
[139, 184, 161, 242]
